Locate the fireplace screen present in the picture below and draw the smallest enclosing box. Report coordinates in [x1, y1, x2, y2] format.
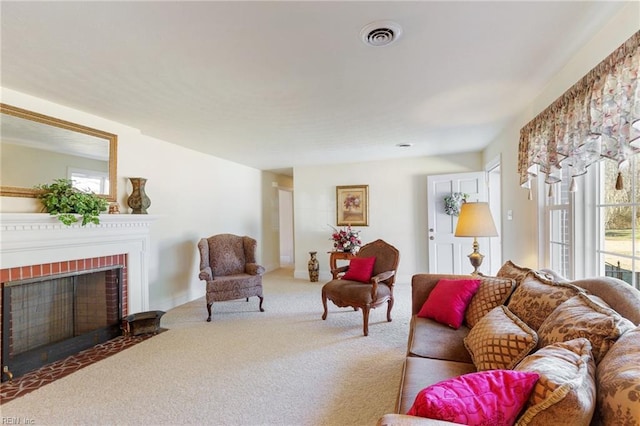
[2, 267, 122, 381]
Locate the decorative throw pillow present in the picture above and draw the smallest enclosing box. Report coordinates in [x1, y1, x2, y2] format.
[465, 276, 516, 328]
[341, 256, 376, 283]
[595, 326, 640, 426]
[514, 338, 596, 426]
[417, 278, 481, 329]
[537, 293, 635, 365]
[407, 369, 540, 426]
[506, 272, 583, 331]
[464, 305, 538, 371]
[496, 260, 532, 285]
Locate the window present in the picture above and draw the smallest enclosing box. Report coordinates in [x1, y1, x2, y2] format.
[596, 156, 639, 288]
[541, 163, 573, 279]
[540, 154, 639, 289]
[68, 168, 109, 194]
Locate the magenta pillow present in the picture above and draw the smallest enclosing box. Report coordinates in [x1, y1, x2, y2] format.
[417, 278, 481, 329]
[407, 370, 540, 426]
[341, 256, 376, 283]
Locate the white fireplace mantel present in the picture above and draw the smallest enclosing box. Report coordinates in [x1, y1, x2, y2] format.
[0, 213, 159, 312]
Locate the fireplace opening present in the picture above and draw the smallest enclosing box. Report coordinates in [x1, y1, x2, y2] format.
[2, 266, 123, 382]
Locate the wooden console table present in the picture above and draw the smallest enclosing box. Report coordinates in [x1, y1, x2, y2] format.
[328, 251, 355, 271]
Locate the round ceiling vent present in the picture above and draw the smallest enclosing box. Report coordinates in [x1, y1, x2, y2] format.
[360, 20, 402, 47]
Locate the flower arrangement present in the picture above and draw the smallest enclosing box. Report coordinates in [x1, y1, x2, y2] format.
[329, 225, 362, 253]
[444, 192, 468, 216]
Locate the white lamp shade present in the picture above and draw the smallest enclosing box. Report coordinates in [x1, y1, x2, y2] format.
[454, 202, 498, 237]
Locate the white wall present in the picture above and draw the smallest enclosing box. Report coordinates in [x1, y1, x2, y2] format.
[0, 88, 280, 313]
[293, 153, 482, 283]
[483, 2, 640, 269]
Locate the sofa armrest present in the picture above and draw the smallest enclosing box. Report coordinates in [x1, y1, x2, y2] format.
[377, 414, 461, 426]
[411, 274, 474, 315]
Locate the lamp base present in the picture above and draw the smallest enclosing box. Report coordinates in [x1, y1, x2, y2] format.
[467, 237, 485, 276]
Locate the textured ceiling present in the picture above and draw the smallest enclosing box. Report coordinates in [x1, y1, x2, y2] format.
[0, 1, 628, 175]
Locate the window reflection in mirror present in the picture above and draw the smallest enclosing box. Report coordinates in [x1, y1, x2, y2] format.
[0, 104, 117, 201]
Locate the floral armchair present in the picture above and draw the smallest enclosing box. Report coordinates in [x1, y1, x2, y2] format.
[197, 234, 265, 322]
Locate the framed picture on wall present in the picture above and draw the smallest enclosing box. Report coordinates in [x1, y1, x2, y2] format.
[336, 185, 369, 226]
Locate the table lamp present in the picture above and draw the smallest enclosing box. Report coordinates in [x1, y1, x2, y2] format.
[454, 202, 498, 275]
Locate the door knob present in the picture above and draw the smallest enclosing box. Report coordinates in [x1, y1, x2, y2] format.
[429, 236, 434, 240]
[429, 228, 434, 232]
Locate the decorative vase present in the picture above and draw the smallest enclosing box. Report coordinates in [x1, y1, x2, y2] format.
[308, 251, 319, 282]
[127, 177, 151, 214]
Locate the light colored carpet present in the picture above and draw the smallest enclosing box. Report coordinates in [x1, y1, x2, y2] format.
[2, 268, 412, 425]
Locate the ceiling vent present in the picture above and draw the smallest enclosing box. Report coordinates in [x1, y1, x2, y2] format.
[360, 21, 402, 47]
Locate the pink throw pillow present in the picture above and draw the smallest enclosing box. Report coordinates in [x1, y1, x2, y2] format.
[407, 370, 540, 426]
[341, 257, 376, 283]
[417, 278, 481, 329]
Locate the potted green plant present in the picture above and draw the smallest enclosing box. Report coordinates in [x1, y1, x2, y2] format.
[35, 178, 109, 226]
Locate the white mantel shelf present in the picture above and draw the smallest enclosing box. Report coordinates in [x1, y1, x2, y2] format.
[0, 212, 159, 229]
[0, 213, 160, 312]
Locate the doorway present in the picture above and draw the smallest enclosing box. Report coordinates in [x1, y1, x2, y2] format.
[426, 172, 489, 275]
[486, 158, 502, 274]
[278, 188, 294, 267]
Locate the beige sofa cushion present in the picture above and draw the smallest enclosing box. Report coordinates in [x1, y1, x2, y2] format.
[514, 338, 596, 426]
[506, 272, 583, 330]
[594, 325, 640, 426]
[465, 276, 516, 328]
[463, 305, 537, 371]
[408, 316, 472, 363]
[537, 293, 635, 364]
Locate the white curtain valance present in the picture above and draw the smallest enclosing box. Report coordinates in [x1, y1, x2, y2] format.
[518, 31, 640, 192]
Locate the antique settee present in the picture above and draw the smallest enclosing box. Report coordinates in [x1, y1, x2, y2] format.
[379, 261, 640, 426]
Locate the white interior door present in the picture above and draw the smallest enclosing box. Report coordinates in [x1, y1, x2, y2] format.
[427, 172, 488, 275]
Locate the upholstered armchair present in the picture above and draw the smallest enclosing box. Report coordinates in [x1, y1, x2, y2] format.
[321, 239, 400, 336]
[197, 234, 265, 322]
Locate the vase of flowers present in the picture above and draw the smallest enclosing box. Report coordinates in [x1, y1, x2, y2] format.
[329, 225, 362, 253]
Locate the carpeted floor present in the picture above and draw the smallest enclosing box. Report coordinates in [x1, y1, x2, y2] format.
[1, 268, 412, 425]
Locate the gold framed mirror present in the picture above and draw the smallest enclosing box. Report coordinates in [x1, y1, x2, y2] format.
[0, 103, 118, 202]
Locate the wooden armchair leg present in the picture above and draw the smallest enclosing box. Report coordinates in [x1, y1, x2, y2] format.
[206, 302, 213, 322]
[387, 297, 394, 322]
[258, 296, 265, 312]
[321, 290, 328, 320]
[362, 306, 370, 336]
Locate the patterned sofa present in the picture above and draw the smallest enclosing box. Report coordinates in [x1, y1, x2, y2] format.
[379, 261, 640, 426]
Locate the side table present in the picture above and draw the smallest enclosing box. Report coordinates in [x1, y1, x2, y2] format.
[328, 251, 355, 271]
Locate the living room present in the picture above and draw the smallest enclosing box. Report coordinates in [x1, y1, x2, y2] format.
[1, 2, 639, 424]
[1, 1, 637, 310]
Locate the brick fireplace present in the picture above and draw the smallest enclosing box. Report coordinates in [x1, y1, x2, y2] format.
[0, 213, 157, 381]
